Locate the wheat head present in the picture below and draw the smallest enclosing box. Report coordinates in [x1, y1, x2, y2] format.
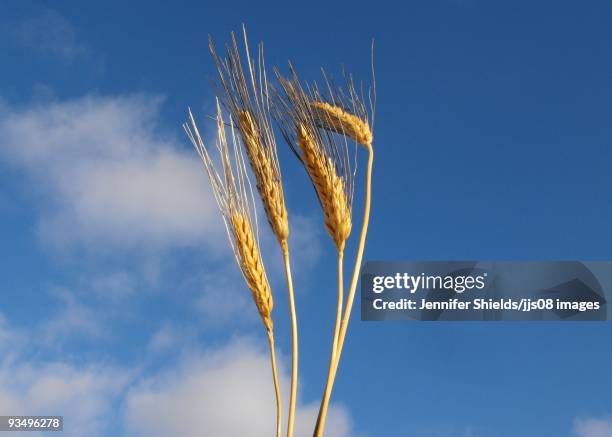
[308, 61, 375, 151]
[231, 212, 274, 332]
[310, 101, 372, 147]
[237, 109, 289, 243]
[210, 30, 289, 245]
[272, 66, 354, 252]
[296, 124, 351, 251]
[184, 103, 274, 333]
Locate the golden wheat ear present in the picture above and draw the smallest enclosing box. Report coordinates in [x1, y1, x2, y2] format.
[310, 100, 372, 147]
[296, 124, 352, 251]
[209, 27, 289, 245]
[184, 102, 273, 332]
[184, 102, 282, 437]
[308, 63, 375, 149]
[272, 65, 355, 252]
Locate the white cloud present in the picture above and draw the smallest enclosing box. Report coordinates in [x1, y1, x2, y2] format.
[124, 338, 353, 437]
[258, 213, 322, 281]
[574, 416, 612, 437]
[0, 314, 357, 437]
[0, 361, 128, 437]
[13, 9, 87, 61]
[286, 213, 322, 278]
[0, 94, 221, 250]
[0, 315, 129, 437]
[146, 322, 199, 355]
[90, 271, 136, 301]
[194, 270, 257, 326]
[0, 314, 24, 355]
[40, 286, 107, 345]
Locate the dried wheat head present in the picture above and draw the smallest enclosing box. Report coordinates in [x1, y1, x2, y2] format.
[209, 28, 289, 245]
[309, 66, 375, 148]
[272, 66, 354, 252]
[184, 102, 274, 333]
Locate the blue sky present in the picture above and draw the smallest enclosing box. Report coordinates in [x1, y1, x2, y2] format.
[1, 1, 611, 436]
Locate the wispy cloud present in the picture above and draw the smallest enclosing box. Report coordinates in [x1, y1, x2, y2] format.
[41, 286, 108, 345]
[193, 269, 257, 326]
[125, 337, 354, 437]
[146, 323, 185, 355]
[0, 94, 221, 251]
[13, 9, 87, 61]
[0, 315, 129, 437]
[0, 363, 127, 437]
[574, 416, 612, 437]
[0, 315, 355, 437]
[283, 213, 322, 280]
[89, 271, 137, 301]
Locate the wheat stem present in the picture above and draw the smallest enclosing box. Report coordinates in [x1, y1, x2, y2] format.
[336, 144, 373, 360]
[281, 240, 298, 437]
[267, 330, 282, 437]
[333, 251, 344, 366]
[313, 249, 344, 437]
[313, 144, 373, 437]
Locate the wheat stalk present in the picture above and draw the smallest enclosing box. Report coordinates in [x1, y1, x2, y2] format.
[272, 65, 361, 437]
[273, 59, 375, 437]
[184, 102, 282, 437]
[311, 62, 376, 437]
[186, 28, 376, 437]
[209, 28, 299, 437]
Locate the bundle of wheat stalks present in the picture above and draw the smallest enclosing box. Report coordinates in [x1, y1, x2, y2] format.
[184, 26, 375, 437]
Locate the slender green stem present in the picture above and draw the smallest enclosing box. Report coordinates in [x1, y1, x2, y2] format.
[267, 330, 282, 437]
[314, 249, 344, 437]
[281, 240, 298, 437]
[314, 145, 373, 437]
